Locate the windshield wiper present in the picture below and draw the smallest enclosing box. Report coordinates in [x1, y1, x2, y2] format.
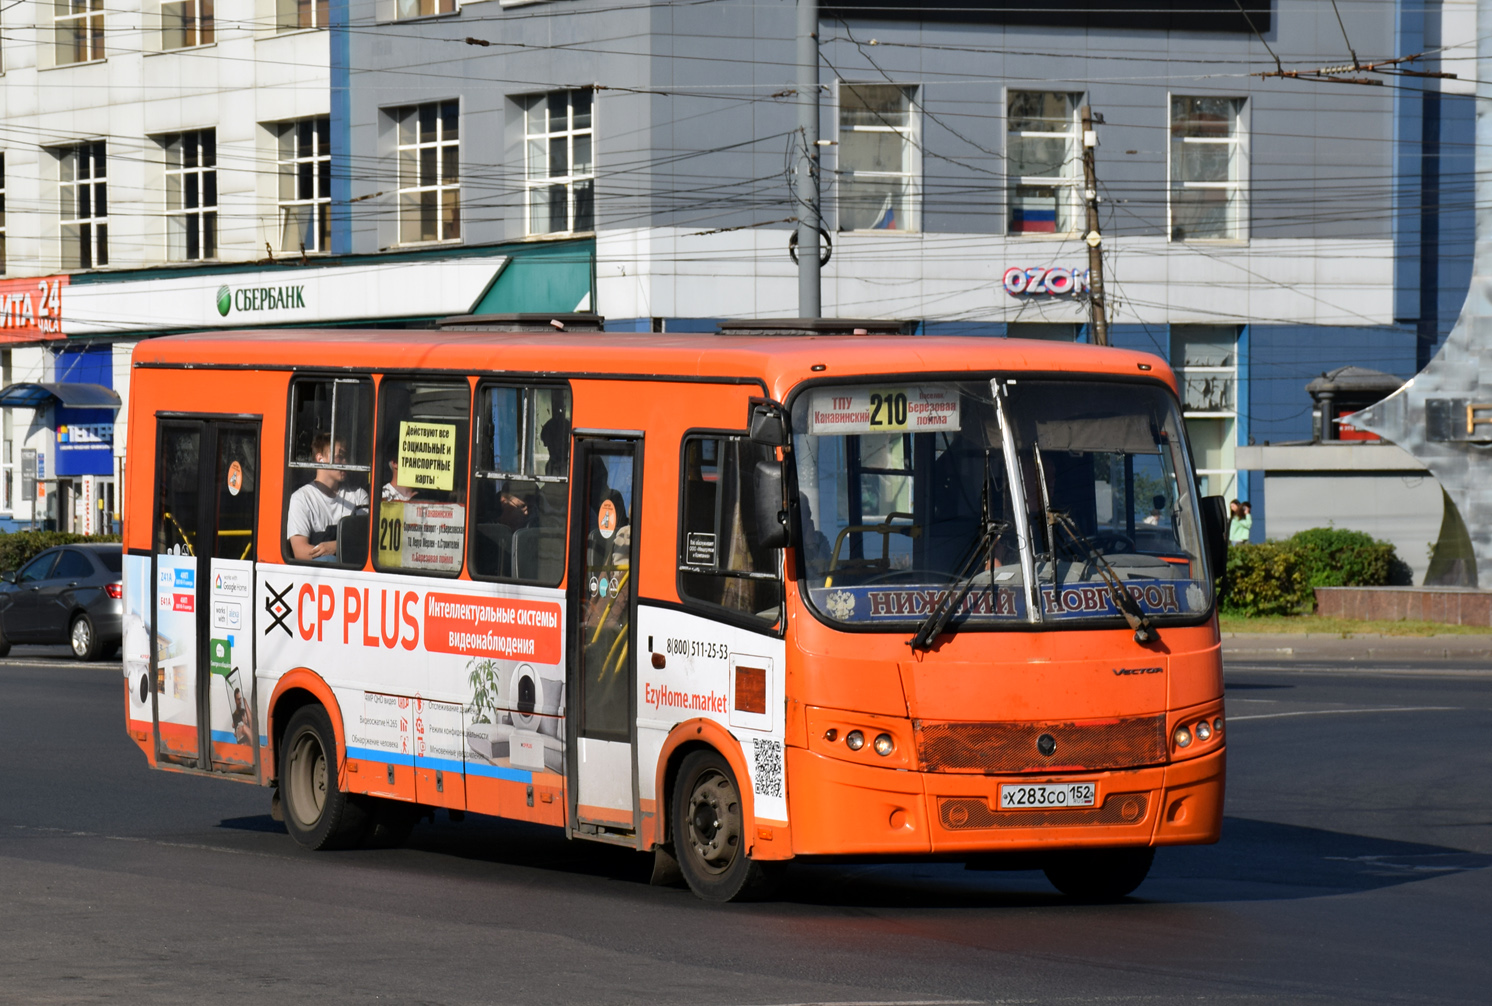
[908, 518, 1010, 652]
[1047, 508, 1157, 645]
[911, 446, 1009, 652]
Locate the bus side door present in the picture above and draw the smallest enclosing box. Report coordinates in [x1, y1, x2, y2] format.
[567, 435, 641, 837]
[151, 417, 260, 776]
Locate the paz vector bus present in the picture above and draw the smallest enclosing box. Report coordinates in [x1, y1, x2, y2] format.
[120, 324, 1229, 902]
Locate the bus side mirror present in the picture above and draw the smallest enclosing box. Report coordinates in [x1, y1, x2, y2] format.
[751, 459, 793, 550]
[1199, 495, 1228, 579]
[748, 398, 788, 448]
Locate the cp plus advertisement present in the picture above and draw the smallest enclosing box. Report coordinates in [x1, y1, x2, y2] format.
[256, 567, 567, 782]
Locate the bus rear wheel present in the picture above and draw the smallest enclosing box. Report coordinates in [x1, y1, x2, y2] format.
[280, 705, 369, 850]
[1043, 847, 1155, 901]
[671, 749, 782, 903]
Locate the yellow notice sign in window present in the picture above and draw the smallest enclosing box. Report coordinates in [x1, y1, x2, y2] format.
[397, 421, 457, 491]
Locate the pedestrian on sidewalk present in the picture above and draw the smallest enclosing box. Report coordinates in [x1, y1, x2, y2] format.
[1228, 499, 1253, 545]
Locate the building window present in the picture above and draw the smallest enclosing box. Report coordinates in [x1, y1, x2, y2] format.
[162, 130, 217, 261]
[393, 101, 459, 244]
[1007, 91, 1081, 235]
[395, 0, 453, 18]
[56, 0, 104, 65]
[1007, 323, 1079, 341]
[59, 142, 107, 270]
[0, 153, 6, 276]
[1171, 325, 1239, 500]
[837, 83, 919, 232]
[523, 90, 594, 236]
[162, 0, 213, 49]
[1170, 96, 1246, 241]
[277, 118, 331, 253]
[277, 0, 327, 29]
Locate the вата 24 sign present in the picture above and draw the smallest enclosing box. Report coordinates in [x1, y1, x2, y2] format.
[1003, 267, 1092, 297]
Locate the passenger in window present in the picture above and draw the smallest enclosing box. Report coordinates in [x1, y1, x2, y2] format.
[798, 496, 833, 566]
[287, 434, 370, 561]
[381, 460, 419, 502]
[541, 415, 571, 477]
[496, 482, 533, 530]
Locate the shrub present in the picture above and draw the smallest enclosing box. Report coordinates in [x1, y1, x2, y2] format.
[1222, 542, 1309, 616]
[1286, 527, 1395, 589]
[1220, 527, 1400, 616]
[0, 531, 121, 573]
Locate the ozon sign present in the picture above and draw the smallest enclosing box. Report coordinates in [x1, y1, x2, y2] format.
[1003, 266, 1091, 298]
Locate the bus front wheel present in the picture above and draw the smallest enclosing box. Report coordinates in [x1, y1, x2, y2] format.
[1043, 847, 1155, 901]
[280, 705, 369, 850]
[671, 749, 783, 903]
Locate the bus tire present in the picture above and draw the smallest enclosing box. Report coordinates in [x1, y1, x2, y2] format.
[671, 749, 783, 903]
[280, 705, 369, 850]
[1043, 846, 1155, 901]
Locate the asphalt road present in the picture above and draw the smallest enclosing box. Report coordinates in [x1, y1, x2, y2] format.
[2, 643, 1489, 1005]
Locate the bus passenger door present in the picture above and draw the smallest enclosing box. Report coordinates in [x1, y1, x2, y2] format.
[567, 436, 641, 837]
[151, 418, 260, 774]
[204, 424, 259, 775]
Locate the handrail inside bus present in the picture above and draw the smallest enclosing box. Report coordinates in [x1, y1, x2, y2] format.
[825, 513, 920, 588]
[162, 512, 196, 556]
[588, 569, 631, 647]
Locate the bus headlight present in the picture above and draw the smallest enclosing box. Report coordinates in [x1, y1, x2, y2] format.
[845, 730, 865, 751]
[873, 733, 895, 756]
[1195, 720, 1212, 742]
[1174, 725, 1193, 749]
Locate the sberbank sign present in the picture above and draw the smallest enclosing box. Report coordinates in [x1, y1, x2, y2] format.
[215, 283, 308, 317]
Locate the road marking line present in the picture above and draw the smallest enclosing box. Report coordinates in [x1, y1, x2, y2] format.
[1229, 705, 1461, 722]
[744, 1002, 982, 1006]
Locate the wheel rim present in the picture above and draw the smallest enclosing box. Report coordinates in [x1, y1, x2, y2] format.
[71, 619, 91, 657]
[684, 768, 741, 876]
[286, 729, 328, 829]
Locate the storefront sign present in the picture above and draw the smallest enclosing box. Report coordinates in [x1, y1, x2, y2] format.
[0, 277, 68, 343]
[56, 413, 115, 477]
[63, 258, 508, 335]
[19, 449, 36, 503]
[1002, 266, 1091, 298]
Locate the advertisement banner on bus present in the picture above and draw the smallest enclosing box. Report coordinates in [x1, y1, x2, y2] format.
[256, 567, 567, 780]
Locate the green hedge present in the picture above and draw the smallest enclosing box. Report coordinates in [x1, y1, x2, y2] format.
[1287, 527, 1395, 589]
[0, 531, 121, 573]
[1221, 528, 1398, 617]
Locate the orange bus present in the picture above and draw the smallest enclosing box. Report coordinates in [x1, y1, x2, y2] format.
[121, 326, 1228, 902]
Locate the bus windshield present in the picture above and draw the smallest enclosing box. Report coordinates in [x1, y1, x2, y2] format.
[792, 378, 1212, 630]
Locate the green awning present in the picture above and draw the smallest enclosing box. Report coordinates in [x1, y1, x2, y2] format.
[471, 241, 595, 315]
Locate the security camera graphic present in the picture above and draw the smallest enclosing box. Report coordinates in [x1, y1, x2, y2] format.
[468, 662, 566, 773]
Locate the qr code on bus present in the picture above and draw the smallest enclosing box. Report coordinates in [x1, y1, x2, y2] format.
[752, 738, 783, 798]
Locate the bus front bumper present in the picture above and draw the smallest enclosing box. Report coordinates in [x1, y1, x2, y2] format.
[784, 744, 1224, 857]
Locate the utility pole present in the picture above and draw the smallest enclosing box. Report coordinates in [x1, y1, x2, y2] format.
[797, 0, 821, 319]
[1080, 105, 1109, 346]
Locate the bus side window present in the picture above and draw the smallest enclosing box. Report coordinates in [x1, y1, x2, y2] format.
[470, 383, 570, 585]
[373, 378, 471, 578]
[678, 435, 783, 624]
[284, 377, 373, 566]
